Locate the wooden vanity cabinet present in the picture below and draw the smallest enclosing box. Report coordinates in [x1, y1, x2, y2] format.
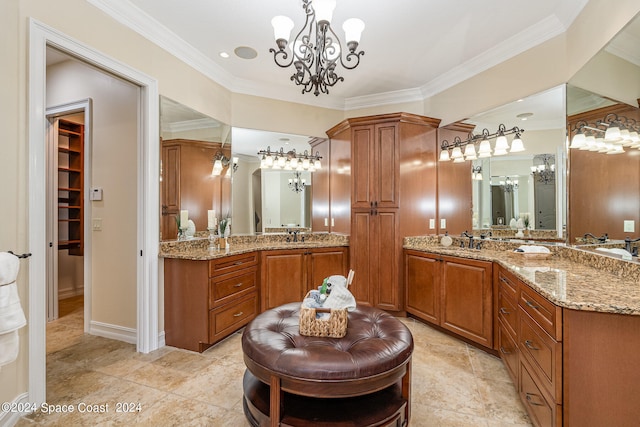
[404, 250, 493, 348]
[261, 247, 348, 311]
[164, 251, 259, 352]
[495, 266, 562, 427]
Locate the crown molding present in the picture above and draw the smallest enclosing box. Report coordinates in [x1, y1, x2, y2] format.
[605, 30, 640, 68]
[161, 118, 221, 133]
[343, 87, 424, 111]
[420, 14, 566, 99]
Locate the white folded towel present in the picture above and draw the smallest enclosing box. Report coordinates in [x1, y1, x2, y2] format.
[323, 277, 356, 312]
[0, 252, 26, 368]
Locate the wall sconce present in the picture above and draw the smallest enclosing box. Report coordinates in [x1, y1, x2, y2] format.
[440, 124, 525, 162]
[257, 146, 322, 171]
[211, 152, 237, 176]
[531, 154, 555, 184]
[570, 113, 640, 154]
[471, 166, 483, 181]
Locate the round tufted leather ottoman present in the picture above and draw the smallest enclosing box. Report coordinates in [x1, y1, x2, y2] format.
[241, 302, 414, 426]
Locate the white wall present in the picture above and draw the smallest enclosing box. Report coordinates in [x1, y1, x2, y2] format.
[47, 59, 139, 330]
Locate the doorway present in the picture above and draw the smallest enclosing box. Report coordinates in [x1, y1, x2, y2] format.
[28, 20, 160, 405]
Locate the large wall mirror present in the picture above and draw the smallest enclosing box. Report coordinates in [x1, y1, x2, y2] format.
[567, 12, 640, 243]
[231, 128, 320, 235]
[467, 85, 567, 236]
[159, 96, 231, 240]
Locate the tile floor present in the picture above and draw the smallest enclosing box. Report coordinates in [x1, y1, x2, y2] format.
[17, 296, 531, 426]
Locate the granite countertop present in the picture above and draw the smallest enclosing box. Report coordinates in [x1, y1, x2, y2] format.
[159, 233, 349, 261]
[404, 237, 640, 316]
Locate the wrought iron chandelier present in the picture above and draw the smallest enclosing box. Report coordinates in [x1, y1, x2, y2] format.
[440, 124, 525, 162]
[497, 176, 519, 193]
[270, 0, 365, 96]
[288, 171, 307, 193]
[257, 146, 322, 171]
[531, 154, 555, 184]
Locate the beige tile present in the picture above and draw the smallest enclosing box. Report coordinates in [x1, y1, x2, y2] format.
[475, 376, 532, 425]
[135, 393, 244, 426]
[411, 402, 490, 427]
[171, 362, 246, 409]
[467, 345, 513, 383]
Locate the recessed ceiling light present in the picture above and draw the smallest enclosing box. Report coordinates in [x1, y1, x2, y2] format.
[219, 52, 229, 58]
[517, 112, 533, 120]
[234, 46, 257, 60]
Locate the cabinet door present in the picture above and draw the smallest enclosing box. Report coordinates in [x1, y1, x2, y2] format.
[405, 251, 440, 324]
[307, 248, 348, 290]
[440, 256, 493, 347]
[350, 210, 373, 306]
[161, 144, 180, 239]
[374, 122, 399, 208]
[374, 210, 400, 310]
[351, 125, 374, 209]
[261, 250, 306, 310]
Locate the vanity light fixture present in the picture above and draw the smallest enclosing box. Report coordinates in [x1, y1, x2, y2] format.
[258, 146, 322, 171]
[270, 0, 365, 96]
[570, 113, 640, 154]
[439, 124, 525, 162]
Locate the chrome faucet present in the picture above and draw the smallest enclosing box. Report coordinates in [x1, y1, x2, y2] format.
[624, 237, 640, 256]
[583, 233, 608, 243]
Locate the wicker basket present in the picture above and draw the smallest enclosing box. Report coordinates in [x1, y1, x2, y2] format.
[299, 293, 348, 338]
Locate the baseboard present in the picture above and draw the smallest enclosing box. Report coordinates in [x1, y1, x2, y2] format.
[89, 321, 136, 344]
[0, 392, 30, 427]
[58, 288, 84, 300]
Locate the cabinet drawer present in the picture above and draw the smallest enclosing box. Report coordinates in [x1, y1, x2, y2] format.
[519, 359, 561, 427]
[209, 269, 257, 308]
[519, 285, 562, 340]
[497, 287, 518, 337]
[209, 252, 258, 276]
[518, 309, 562, 403]
[497, 269, 518, 300]
[497, 319, 518, 385]
[209, 293, 258, 341]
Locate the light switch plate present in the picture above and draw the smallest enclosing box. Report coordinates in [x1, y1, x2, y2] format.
[429, 219, 435, 229]
[624, 220, 635, 233]
[92, 218, 102, 231]
[440, 218, 446, 229]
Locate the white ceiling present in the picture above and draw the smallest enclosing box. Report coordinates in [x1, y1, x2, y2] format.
[90, 0, 590, 110]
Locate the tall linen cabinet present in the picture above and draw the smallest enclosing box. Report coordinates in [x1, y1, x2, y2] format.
[326, 113, 440, 312]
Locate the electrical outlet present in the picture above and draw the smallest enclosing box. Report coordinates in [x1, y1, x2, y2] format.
[440, 218, 446, 229]
[92, 218, 102, 231]
[624, 220, 635, 233]
[429, 219, 435, 229]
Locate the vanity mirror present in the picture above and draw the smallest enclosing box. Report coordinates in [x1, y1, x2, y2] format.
[466, 85, 567, 237]
[159, 96, 231, 240]
[231, 127, 320, 235]
[566, 12, 640, 243]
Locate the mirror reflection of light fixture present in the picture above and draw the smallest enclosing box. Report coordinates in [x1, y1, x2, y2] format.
[471, 166, 483, 181]
[496, 176, 519, 192]
[570, 113, 640, 154]
[288, 171, 307, 193]
[270, 0, 365, 96]
[531, 154, 555, 184]
[211, 151, 237, 176]
[258, 146, 322, 172]
[440, 124, 525, 162]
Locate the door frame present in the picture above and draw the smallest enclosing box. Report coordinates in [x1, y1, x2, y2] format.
[28, 19, 160, 405]
[46, 100, 92, 326]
